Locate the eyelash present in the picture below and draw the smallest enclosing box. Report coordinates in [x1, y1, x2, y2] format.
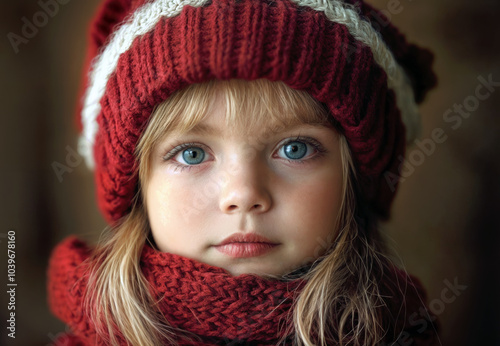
[162, 136, 328, 172]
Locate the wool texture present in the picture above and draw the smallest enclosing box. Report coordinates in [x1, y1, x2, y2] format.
[47, 236, 440, 345]
[75, 0, 437, 224]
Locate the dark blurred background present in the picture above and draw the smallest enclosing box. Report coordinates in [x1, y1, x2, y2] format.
[0, 0, 499, 345]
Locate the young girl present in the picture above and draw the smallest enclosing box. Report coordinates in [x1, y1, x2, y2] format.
[47, 0, 439, 345]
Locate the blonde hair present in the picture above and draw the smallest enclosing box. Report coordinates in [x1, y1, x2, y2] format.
[84, 79, 399, 345]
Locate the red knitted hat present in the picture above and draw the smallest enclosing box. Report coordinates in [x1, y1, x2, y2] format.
[76, 0, 437, 224]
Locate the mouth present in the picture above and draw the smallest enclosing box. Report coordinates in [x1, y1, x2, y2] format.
[213, 233, 279, 258]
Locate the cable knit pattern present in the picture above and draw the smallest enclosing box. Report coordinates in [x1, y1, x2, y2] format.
[47, 236, 440, 345]
[142, 246, 304, 342]
[71, 0, 439, 223]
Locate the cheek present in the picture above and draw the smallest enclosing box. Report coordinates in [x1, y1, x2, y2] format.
[146, 177, 184, 231]
[146, 175, 209, 231]
[285, 170, 343, 240]
[146, 176, 198, 252]
[146, 179, 170, 234]
[308, 179, 343, 219]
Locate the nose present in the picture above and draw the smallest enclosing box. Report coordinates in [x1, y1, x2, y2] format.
[218, 161, 272, 214]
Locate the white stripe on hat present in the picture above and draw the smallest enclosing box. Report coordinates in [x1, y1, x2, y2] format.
[79, 0, 420, 169]
[79, 0, 209, 169]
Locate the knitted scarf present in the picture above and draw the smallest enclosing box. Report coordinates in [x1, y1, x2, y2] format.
[47, 236, 439, 345]
[47, 236, 305, 345]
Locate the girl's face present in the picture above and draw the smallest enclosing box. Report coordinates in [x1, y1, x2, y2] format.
[145, 96, 344, 277]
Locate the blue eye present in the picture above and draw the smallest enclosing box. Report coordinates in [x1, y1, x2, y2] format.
[282, 141, 308, 160]
[181, 147, 205, 165]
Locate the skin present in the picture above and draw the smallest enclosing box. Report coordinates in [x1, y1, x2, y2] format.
[145, 96, 344, 277]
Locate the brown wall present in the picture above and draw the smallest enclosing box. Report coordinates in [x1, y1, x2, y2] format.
[0, 0, 498, 344]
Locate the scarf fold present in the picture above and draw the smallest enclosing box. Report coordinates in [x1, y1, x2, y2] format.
[140, 240, 306, 344]
[47, 236, 305, 345]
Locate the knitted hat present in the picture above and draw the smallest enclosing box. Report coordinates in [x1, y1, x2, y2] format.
[76, 0, 437, 224]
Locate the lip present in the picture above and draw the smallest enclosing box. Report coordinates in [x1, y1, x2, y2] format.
[214, 233, 279, 258]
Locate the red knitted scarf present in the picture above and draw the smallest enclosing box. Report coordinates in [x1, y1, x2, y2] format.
[47, 236, 305, 345]
[47, 236, 439, 345]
